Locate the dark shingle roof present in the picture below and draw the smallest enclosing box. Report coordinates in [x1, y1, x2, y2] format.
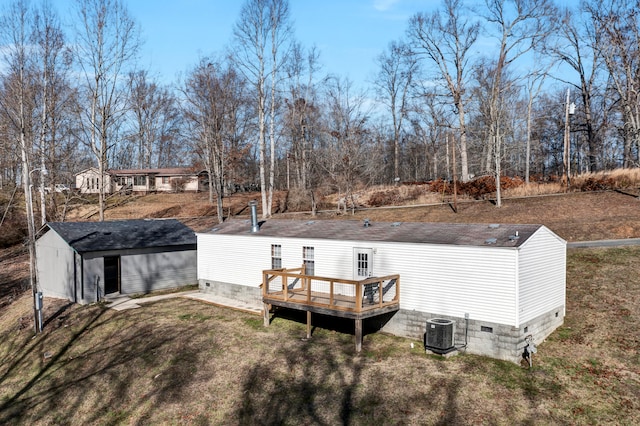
[202, 219, 553, 248]
[46, 219, 196, 253]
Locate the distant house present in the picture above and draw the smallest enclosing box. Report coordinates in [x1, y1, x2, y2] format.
[196, 214, 566, 363]
[74, 167, 204, 194]
[36, 219, 197, 304]
[75, 167, 112, 194]
[111, 168, 203, 193]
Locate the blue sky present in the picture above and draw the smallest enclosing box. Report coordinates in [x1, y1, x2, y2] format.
[55, 0, 580, 89]
[115, 0, 438, 87]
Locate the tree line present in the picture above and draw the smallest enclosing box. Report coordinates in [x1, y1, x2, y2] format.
[1, 0, 639, 222]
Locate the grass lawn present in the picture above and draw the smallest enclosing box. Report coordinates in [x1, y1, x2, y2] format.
[0, 247, 639, 425]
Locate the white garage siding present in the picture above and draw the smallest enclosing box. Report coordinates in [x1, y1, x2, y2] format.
[36, 230, 78, 301]
[517, 226, 567, 325]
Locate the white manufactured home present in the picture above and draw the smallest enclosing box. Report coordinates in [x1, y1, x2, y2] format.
[197, 217, 566, 363]
[36, 219, 197, 304]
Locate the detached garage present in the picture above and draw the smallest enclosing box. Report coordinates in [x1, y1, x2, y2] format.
[36, 219, 197, 304]
[196, 217, 566, 363]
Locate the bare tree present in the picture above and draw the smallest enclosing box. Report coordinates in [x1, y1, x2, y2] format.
[321, 76, 374, 213]
[586, 0, 640, 167]
[282, 42, 320, 191]
[408, 0, 479, 183]
[374, 40, 418, 183]
[481, 0, 556, 206]
[182, 59, 250, 223]
[233, 0, 291, 218]
[126, 70, 181, 169]
[547, 6, 603, 173]
[32, 1, 73, 222]
[523, 69, 549, 183]
[73, 0, 139, 221]
[0, 0, 39, 332]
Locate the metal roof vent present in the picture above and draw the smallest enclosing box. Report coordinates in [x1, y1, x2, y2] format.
[485, 237, 497, 245]
[488, 224, 500, 229]
[391, 222, 402, 227]
[249, 201, 259, 233]
[363, 218, 371, 228]
[509, 231, 520, 242]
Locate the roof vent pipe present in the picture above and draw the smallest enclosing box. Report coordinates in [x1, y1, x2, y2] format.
[249, 201, 259, 233]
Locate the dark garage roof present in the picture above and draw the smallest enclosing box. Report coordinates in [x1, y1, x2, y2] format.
[46, 219, 196, 253]
[201, 219, 555, 248]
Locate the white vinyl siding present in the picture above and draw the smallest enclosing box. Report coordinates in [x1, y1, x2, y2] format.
[518, 227, 566, 324]
[370, 242, 518, 325]
[35, 230, 78, 301]
[197, 233, 527, 325]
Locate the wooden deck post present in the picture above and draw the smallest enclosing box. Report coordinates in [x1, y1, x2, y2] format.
[306, 311, 312, 339]
[263, 303, 270, 327]
[355, 318, 362, 352]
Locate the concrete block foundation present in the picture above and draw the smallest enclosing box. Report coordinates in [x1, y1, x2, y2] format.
[198, 279, 564, 364]
[381, 305, 565, 363]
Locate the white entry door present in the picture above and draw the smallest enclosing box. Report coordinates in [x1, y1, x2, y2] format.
[353, 248, 374, 280]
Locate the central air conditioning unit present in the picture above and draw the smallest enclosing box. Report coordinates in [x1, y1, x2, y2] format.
[425, 318, 456, 354]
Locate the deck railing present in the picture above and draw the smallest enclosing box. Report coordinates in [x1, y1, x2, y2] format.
[262, 266, 400, 314]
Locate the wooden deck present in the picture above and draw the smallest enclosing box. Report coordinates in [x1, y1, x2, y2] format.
[262, 267, 400, 351]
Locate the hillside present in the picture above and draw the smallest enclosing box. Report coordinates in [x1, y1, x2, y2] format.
[67, 189, 640, 241]
[0, 189, 639, 424]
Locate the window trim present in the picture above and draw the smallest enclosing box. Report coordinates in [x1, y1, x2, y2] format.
[271, 244, 282, 269]
[303, 246, 315, 275]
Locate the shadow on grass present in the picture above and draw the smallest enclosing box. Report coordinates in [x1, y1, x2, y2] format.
[0, 299, 211, 424]
[234, 309, 468, 425]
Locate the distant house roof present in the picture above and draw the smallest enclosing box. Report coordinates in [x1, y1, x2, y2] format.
[108, 168, 199, 176]
[201, 219, 556, 248]
[45, 219, 196, 253]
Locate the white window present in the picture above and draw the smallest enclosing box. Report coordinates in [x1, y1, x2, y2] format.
[271, 244, 282, 269]
[357, 252, 369, 277]
[134, 175, 146, 186]
[303, 246, 314, 275]
[353, 248, 374, 280]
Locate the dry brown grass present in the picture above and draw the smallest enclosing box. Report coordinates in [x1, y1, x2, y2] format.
[2, 186, 640, 424]
[502, 182, 566, 197]
[0, 247, 638, 424]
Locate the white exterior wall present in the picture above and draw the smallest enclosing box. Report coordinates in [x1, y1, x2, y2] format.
[517, 227, 566, 325]
[154, 176, 199, 192]
[374, 243, 518, 325]
[197, 233, 521, 326]
[75, 169, 112, 194]
[36, 230, 78, 301]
